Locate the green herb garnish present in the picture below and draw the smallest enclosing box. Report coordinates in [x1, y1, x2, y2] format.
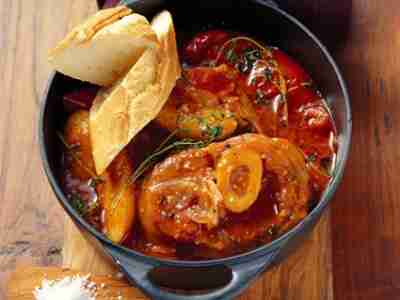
[255, 89, 270, 105]
[225, 47, 239, 64]
[264, 67, 273, 81]
[307, 153, 317, 163]
[236, 48, 262, 74]
[110, 129, 219, 213]
[237, 60, 250, 73]
[70, 194, 87, 216]
[207, 126, 223, 140]
[88, 177, 103, 189]
[243, 48, 262, 61]
[71, 193, 99, 217]
[189, 111, 227, 140]
[129, 138, 213, 184]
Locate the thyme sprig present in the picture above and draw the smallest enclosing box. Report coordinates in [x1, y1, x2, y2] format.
[110, 129, 218, 212]
[213, 36, 288, 113]
[70, 194, 87, 216]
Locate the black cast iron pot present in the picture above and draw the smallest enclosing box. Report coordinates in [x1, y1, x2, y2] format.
[39, 0, 352, 299]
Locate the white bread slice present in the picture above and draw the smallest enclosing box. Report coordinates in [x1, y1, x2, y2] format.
[48, 6, 158, 87]
[89, 10, 181, 175]
[151, 11, 181, 104]
[89, 48, 161, 175]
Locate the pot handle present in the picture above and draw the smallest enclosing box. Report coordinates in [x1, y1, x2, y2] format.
[103, 244, 279, 300]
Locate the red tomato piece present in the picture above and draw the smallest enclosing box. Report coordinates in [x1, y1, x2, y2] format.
[287, 86, 322, 113]
[185, 66, 235, 94]
[256, 79, 281, 100]
[307, 162, 331, 192]
[273, 49, 311, 88]
[184, 30, 230, 65]
[301, 104, 332, 132]
[296, 130, 335, 159]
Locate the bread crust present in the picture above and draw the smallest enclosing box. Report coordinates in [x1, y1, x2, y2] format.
[89, 10, 181, 174]
[48, 6, 158, 86]
[151, 11, 181, 104]
[49, 6, 132, 52]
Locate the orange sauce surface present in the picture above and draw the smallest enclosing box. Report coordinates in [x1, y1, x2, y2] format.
[61, 30, 337, 259]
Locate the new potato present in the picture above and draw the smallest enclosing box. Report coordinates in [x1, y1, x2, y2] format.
[64, 110, 135, 243]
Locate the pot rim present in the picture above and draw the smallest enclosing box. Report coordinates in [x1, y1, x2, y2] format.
[39, 1, 352, 267]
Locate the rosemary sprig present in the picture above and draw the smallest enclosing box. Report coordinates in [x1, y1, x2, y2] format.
[153, 129, 180, 153]
[110, 130, 217, 213]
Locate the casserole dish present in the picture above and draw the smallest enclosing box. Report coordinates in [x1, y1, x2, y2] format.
[39, 0, 351, 298]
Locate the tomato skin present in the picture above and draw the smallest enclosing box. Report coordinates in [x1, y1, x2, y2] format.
[272, 49, 311, 88]
[184, 30, 230, 65]
[307, 161, 331, 192]
[186, 66, 234, 94]
[256, 79, 281, 99]
[302, 105, 332, 132]
[287, 86, 322, 113]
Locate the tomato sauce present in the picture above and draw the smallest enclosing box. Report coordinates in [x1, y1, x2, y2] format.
[182, 30, 336, 196]
[60, 30, 337, 260]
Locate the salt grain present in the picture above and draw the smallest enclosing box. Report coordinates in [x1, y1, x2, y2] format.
[34, 275, 97, 300]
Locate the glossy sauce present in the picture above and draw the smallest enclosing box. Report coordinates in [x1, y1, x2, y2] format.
[182, 30, 336, 194]
[61, 30, 337, 260]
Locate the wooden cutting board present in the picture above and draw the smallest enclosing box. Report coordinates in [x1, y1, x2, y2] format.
[62, 211, 333, 300]
[7, 266, 145, 300]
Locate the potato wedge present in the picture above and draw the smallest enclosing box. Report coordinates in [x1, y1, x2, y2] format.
[63, 110, 135, 243]
[64, 110, 96, 180]
[97, 150, 135, 243]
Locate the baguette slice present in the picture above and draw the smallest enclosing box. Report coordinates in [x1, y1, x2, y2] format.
[89, 10, 181, 174]
[48, 6, 158, 86]
[151, 11, 181, 106]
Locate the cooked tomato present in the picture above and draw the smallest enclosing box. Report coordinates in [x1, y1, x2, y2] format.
[60, 30, 337, 260]
[184, 30, 230, 65]
[272, 49, 311, 88]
